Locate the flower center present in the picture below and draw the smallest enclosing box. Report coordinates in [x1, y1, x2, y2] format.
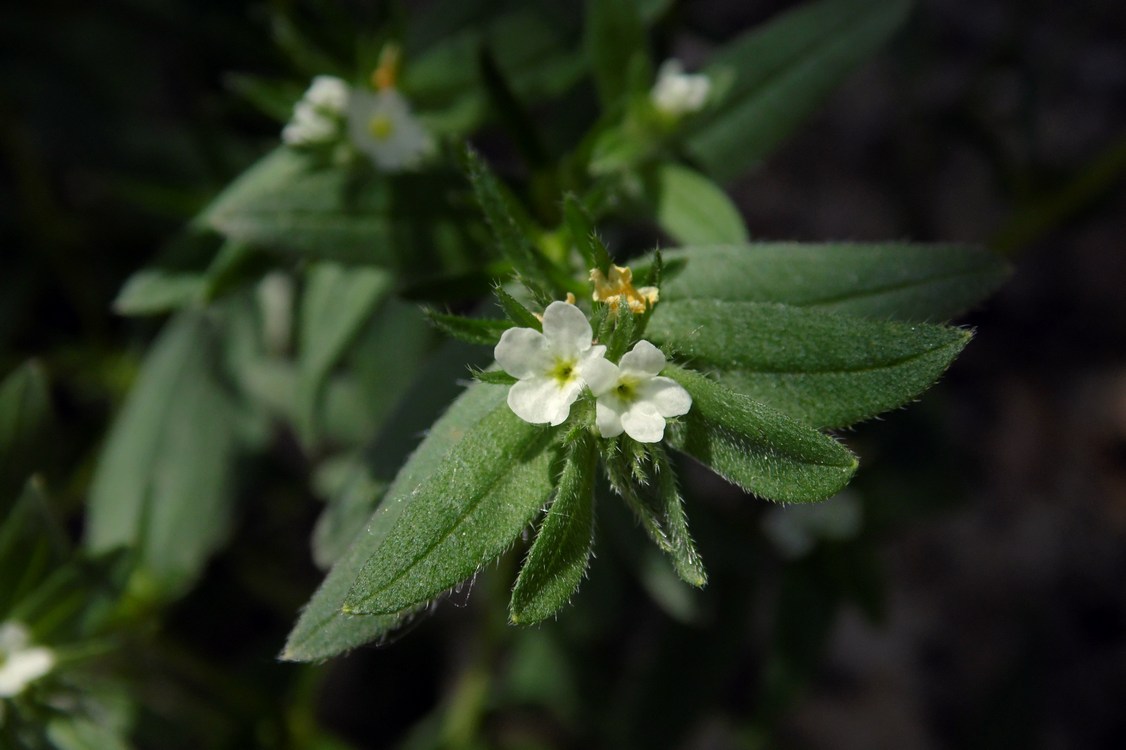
[549, 358, 577, 385]
[614, 376, 639, 402]
[368, 114, 395, 141]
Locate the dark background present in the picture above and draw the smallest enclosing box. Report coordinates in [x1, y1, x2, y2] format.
[2, 0, 1124, 747]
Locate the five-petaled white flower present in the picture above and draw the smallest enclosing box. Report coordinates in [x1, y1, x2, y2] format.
[282, 75, 350, 146]
[0, 621, 55, 698]
[347, 89, 433, 172]
[650, 59, 711, 118]
[495, 302, 607, 427]
[583, 340, 692, 443]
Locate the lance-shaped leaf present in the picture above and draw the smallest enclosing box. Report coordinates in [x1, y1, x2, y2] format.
[297, 263, 392, 444]
[665, 366, 856, 503]
[643, 163, 749, 246]
[510, 432, 598, 624]
[652, 243, 1009, 322]
[0, 362, 52, 508]
[647, 299, 970, 428]
[200, 147, 470, 267]
[343, 400, 556, 616]
[686, 0, 913, 182]
[85, 312, 240, 596]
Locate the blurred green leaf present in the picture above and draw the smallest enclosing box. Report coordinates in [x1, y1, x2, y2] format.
[687, 0, 912, 182]
[666, 366, 857, 503]
[509, 432, 597, 624]
[585, 0, 649, 108]
[283, 381, 525, 661]
[653, 243, 1009, 321]
[224, 73, 303, 123]
[563, 194, 613, 273]
[311, 455, 387, 571]
[46, 716, 131, 750]
[298, 263, 392, 444]
[113, 270, 204, 316]
[343, 393, 556, 615]
[0, 361, 52, 507]
[422, 308, 511, 346]
[648, 300, 970, 428]
[85, 312, 240, 597]
[644, 163, 749, 245]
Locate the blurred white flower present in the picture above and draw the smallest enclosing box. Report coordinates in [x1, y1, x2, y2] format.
[0, 621, 55, 698]
[583, 340, 692, 443]
[650, 59, 711, 117]
[347, 89, 433, 172]
[494, 301, 607, 426]
[761, 492, 863, 560]
[282, 75, 350, 146]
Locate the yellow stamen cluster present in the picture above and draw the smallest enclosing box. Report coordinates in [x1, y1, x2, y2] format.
[371, 44, 401, 91]
[590, 265, 658, 314]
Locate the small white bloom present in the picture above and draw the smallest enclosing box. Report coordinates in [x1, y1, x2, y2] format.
[282, 75, 350, 146]
[583, 340, 692, 443]
[650, 59, 711, 117]
[761, 492, 862, 560]
[495, 302, 607, 426]
[347, 89, 433, 172]
[0, 621, 55, 698]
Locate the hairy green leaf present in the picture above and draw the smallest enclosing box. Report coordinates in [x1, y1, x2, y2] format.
[424, 308, 512, 345]
[648, 299, 970, 427]
[652, 444, 707, 587]
[653, 243, 1009, 322]
[283, 382, 511, 661]
[665, 366, 856, 503]
[344, 401, 556, 615]
[563, 194, 612, 273]
[687, 0, 912, 181]
[510, 432, 597, 624]
[86, 312, 240, 597]
[644, 163, 749, 245]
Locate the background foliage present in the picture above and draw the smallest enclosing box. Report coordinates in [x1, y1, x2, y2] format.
[3, 0, 1125, 748]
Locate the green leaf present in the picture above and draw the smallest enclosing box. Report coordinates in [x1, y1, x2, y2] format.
[494, 286, 543, 331]
[585, 0, 649, 108]
[509, 432, 597, 624]
[224, 72, 304, 123]
[85, 311, 240, 597]
[298, 263, 392, 444]
[47, 716, 131, 750]
[647, 299, 971, 428]
[644, 163, 749, 245]
[0, 361, 52, 507]
[311, 455, 388, 571]
[472, 369, 518, 386]
[687, 0, 912, 181]
[652, 445, 707, 587]
[664, 365, 856, 503]
[653, 243, 1009, 322]
[200, 147, 469, 267]
[343, 400, 557, 615]
[282, 383, 547, 661]
[113, 270, 205, 316]
[563, 194, 613, 273]
[423, 308, 512, 346]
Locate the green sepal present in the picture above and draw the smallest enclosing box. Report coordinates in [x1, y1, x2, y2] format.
[494, 285, 543, 331]
[509, 431, 598, 624]
[472, 369, 518, 386]
[342, 399, 557, 615]
[423, 308, 513, 346]
[647, 299, 972, 428]
[664, 365, 857, 503]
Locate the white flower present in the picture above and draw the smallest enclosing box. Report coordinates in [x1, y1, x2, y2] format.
[494, 302, 607, 426]
[583, 340, 692, 443]
[761, 492, 862, 560]
[347, 89, 433, 172]
[650, 59, 711, 117]
[0, 621, 55, 698]
[282, 75, 350, 146]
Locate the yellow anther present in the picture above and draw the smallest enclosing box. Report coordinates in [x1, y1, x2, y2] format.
[590, 264, 658, 314]
[372, 43, 401, 90]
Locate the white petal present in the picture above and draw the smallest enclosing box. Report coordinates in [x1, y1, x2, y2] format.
[595, 400, 624, 438]
[638, 376, 692, 418]
[581, 356, 619, 396]
[508, 377, 580, 426]
[621, 400, 667, 443]
[542, 302, 593, 358]
[0, 646, 54, 697]
[306, 75, 350, 112]
[619, 340, 666, 377]
[0, 622, 30, 651]
[495, 327, 550, 379]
